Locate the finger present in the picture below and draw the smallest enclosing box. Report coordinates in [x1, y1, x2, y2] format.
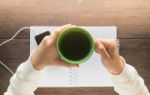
[99, 39, 117, 49]
[95, 39, 111, 58]
[52, 24, 72, 40]
[99, 39, 118, 56]
[98, 39, 112, 48]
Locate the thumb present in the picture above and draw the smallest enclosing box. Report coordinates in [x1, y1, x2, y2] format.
[52, 24, 72, 41]
[95, 40, 111, 59]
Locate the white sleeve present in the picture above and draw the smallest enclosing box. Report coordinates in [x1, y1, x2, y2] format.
[110, 63, 150, 95]
[4, 57, 42, 95]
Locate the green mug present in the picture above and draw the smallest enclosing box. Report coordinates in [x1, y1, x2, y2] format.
[56, 26, 94, 64]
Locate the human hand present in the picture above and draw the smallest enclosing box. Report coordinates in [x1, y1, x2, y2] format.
[95, 39, 125, 75]
[31, 24, 79, 70]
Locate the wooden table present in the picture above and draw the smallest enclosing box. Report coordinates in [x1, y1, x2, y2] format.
[0, 0, 150, 95]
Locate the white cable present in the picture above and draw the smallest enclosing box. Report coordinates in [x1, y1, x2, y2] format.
[0, 27, 29, 46]
[0, 60, 14, 75]
[0, 27, 30, 75]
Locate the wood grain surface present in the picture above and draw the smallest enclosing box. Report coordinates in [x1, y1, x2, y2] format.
[0, 0, 150, 95]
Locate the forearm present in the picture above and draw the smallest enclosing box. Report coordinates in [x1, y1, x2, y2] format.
[110, 63, 150, 95]
[4, 57, 42, 95]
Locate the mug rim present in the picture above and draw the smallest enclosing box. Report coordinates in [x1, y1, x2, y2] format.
[56, 26, 94, 64]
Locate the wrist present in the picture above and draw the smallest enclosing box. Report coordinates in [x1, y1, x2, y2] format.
[110, 56, 125, 75]
[31, 50, 46, 70]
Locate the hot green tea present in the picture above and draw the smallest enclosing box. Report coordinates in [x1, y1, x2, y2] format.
[59, 31, 91, 61]
[57, 27, 94, 64]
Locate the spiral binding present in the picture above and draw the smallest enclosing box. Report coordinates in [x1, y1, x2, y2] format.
[69, 67, 79, 87]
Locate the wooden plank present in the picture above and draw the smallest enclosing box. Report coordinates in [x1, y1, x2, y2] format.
[0, 16, 150, 39]
[35, 87, 117, 95]
[0, 39, 29, 66]
[0, 0, 150, 38]
[0, 15, 68, 39]
[0, 0, 150, 16]
[0, 38, 150, 95]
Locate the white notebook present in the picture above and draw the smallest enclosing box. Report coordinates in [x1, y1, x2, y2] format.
[30, 26, 117, 87]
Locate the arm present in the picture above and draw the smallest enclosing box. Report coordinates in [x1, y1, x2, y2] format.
[110, 62, 150, 95]
[4, 57, 42, 95]
[95, 39, 150, 95]
[4, 24, 78, 95]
